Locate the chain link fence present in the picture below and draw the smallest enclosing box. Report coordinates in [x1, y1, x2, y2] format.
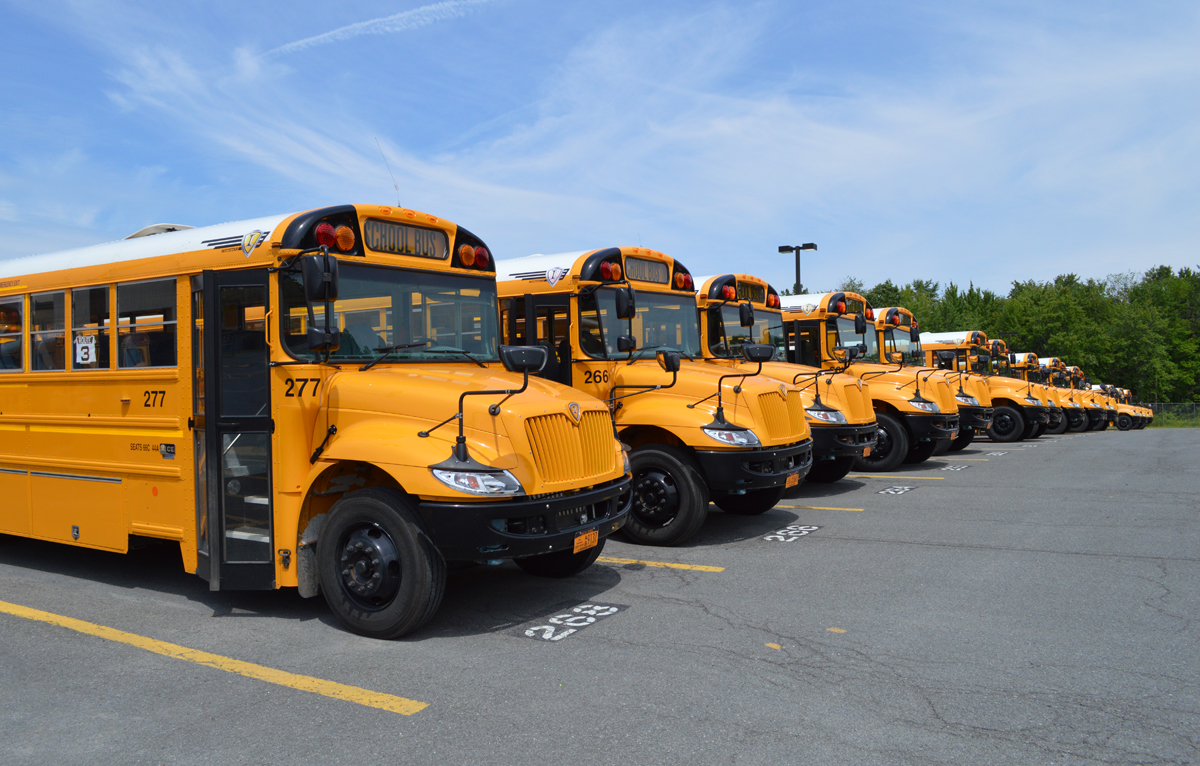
[1148, 403, 1198, 427]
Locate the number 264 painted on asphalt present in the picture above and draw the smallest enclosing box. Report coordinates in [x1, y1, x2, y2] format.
[764, 525, 820, 542]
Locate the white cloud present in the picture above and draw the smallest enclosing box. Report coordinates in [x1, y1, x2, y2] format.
[265, 0, 498, 57]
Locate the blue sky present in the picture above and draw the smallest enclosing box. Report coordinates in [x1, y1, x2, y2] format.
[1, 0, 1197, 294]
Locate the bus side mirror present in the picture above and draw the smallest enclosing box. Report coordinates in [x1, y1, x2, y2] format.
[739, 302, 754, 327]
[857, 343, 867, 355]
[307, 326, 341, 351]
[301, 253, 339, 303]
[656, 349, 682, 373]
[617, 335, 636, 353]
[910, 326, 920, 343]
[1008, 353, 1017, 364]
[854, 314, 867, 335]
[888, 351, 904, 364]
[615, 287, 636, 320]
[742, 343, 775, 363]
[499, 345, 547, 373]
[937, 350, 955, 362]
[968, 355, 979, 364]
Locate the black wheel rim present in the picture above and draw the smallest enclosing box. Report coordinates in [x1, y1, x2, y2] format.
[864, 424, 893, 462]
[993, 412, 1017, 437]
[631, 467, 681, 528]
[336, 523, 402, 611]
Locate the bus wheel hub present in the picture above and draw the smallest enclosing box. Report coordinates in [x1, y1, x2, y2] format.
[632, 471, 679, 525]
[338, 524, 401, 605]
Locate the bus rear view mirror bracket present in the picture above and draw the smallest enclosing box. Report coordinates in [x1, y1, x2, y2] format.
[617, 335, 636, 353]
[615, 286, 636, 319]
[739, 302, 754, 327]
[657, 349, 682, 373]
[300, 251, 341, 353]
[888, 351, 904, 364]
[741, 343, 774, 364]
[499, 344, 547, 374]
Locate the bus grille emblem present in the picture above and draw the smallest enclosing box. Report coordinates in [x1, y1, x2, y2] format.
[779, 384, 788, 399]
[241, 230, 267, 257]
[567, 402, 581, 423]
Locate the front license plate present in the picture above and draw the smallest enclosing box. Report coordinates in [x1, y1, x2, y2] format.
[573, 529, 599, 554]
[785, 472, 800, 488]
[863, 446, 872, 457]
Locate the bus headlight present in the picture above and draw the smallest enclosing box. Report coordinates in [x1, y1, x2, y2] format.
[622, 450, 631, 474]
[954, 394, 979, 406]
[702, 428, 761, 447]
[431, 468, 523, 496]
[1025, 396, 1041, 406]
[806, 408, 847, 424]
[909, 399, 940, 413]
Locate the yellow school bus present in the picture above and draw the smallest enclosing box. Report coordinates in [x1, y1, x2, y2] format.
[1034, 357, 1076, 434]
[780, 295, 959, 472]
[1009, 352, 1064, 438]
[693, 274, 876, 484]
[496, 248, 813, 545]
[0, 204, 631, 638]
[1112, 388, 1148, 430]
[970, 339, 1050, 442]
[1064, 365, 1108, 431]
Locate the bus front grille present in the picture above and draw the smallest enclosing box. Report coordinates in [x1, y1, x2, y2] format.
[787, 394, 807, 435]
[525, 411, 614, 484]
[757, 393, 791, 441]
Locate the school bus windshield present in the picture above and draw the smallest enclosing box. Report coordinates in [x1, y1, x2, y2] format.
[831, 316, 876, 360]
[709, 305, 786, 360]
[883, 328, 923, 365]
[580, 288, 702, 360]
[281, 262, 500, 363]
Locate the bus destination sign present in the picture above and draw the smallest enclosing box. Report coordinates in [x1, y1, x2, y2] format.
[363, 219, 449, 260]
[624, 257, 669, 284]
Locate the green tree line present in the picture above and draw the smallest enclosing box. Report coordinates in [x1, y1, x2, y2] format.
[828, 266, 1200, 402]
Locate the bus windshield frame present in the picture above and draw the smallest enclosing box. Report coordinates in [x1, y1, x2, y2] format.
[579, 287, 703, 361]
[829, 316, 876, 361]
[707, 305, 786, 361]
[883, 327, 923, 366]
[280, 262, 501, 364]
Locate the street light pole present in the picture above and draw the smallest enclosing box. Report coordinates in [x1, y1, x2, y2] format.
[778, 243, 818, 294]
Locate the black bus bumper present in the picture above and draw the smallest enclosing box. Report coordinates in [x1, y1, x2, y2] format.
[1048, 407, 1063, 428]
[1085, 408, 1105, 427]
[810, 423, 878, 460]
[1065, 407, 1086, 428]
[904, 412, 959, 442]
[416, 476, 631, 561]
[957, 405, 993, 431]
[695, 438, 813, 492]
[1023, 405, 1049, 424]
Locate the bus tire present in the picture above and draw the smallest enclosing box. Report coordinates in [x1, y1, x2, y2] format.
[931, 438, 952, 456]
[1032, 422, 1047, 438]
[1021, 419, 1039, 440]
[948, 429, 974, 451]
[1046, 416, 1069, 435]
[903, 439, 938, 464]
[989, 406, 1025, 442]
[805, 456, 855, 483]
[852, 413, 908, 472]
[516, 537, 606, 578]
[1067, 415, 1089, 433]
[1117, 414, 1133, 431]
[714, 486, 786, 515]
[317, 487, 446, 640]
[623, 445, 709, 546]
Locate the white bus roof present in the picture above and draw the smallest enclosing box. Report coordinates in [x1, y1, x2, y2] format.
[494, 252, 589, 284]
[777, 293, 833, 311]
[0, 213, 290, 280]
[920, 331, 974, 344]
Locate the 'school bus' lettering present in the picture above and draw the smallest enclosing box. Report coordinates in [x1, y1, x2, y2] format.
[363, 219, 448, 260]
[623, 257, 669, 284]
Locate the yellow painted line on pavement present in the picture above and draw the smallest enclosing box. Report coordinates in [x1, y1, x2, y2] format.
[938, 458, 989, 461]
[845, 474, 946, 480]
[0, 599, 427, 715]
[597, 556, 724, 572]
[779, 505, 864, 512]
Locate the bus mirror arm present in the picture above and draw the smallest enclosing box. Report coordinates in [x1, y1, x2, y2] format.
[420, 369, 534, 466]
[687, 362, 763, 426]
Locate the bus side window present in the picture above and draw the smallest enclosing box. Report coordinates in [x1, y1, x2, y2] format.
[31, 291, 66, 371]
[798, 326, 819, 367]
[118, 279, 178, 368]
[0, 296, 23, 371]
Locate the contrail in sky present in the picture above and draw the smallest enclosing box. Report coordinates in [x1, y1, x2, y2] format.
[266, 0, 495, 57]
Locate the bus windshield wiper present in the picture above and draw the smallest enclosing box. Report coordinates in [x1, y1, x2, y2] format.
[426, 347, 488, 368]
[360, 342, 428, 371]
[627, 344, 663, 365]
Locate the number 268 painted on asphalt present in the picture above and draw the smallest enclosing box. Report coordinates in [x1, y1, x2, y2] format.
[764, 525, 820, 542]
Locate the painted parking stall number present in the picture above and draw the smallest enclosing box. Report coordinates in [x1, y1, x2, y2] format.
[878, 486, 916, 495]
[520, 603, 626, 642]
[764, 524, 820, 542]
[987, 451, 1008, 456]
[940, 464, 968, 471]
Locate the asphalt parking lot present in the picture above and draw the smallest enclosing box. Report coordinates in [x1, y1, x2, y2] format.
[2, 429, 1198, 765]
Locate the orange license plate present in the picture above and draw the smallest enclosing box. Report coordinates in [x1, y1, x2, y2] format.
[573, 529, 599, 554]
[786, 472, 800, 488]
[863, 446, 872, 457]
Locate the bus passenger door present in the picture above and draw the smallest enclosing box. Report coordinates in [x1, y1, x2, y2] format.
[515, 295, 571, 386]
[192, 269, 275, 591]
